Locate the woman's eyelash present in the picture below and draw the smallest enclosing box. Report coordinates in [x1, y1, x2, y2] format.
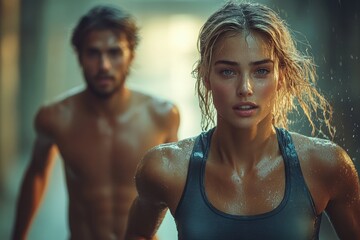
[220, 69, 236, 76]
[255, 68, 270, 75]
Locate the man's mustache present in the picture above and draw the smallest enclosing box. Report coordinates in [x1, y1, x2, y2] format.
[95, 73, 114, 79]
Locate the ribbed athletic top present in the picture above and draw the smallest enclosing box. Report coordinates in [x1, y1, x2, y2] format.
[174, 128, 322, 240]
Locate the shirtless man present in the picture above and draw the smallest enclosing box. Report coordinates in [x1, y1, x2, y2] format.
[12, 5, 180, 240]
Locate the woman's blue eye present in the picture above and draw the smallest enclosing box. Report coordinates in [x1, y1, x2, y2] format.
[221, 69, 235, 76]
[256, 69, 270, 75]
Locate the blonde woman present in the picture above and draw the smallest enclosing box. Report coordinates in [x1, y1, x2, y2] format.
[125, 1, 360, 239]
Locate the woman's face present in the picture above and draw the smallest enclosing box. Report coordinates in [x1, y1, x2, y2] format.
[207, 31, 280, 129]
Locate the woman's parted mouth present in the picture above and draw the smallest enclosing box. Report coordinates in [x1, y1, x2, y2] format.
[232, 102, 258, 110]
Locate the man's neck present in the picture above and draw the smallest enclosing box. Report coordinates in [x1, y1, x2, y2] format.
[83, 87, 131, 117]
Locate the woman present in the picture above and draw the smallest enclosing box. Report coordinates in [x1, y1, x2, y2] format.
[125, 1, 360, 239]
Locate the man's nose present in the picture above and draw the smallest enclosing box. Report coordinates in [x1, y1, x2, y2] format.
[100, 55, 111, 70]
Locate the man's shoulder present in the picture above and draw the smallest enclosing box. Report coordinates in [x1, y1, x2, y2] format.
[48, 86, 84, 106]
[131, 90, 179, 122]
[35, 87, 84, 134]
[132, 90, 177, 110]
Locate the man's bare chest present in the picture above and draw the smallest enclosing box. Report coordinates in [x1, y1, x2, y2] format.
[54, 120, 165, 184]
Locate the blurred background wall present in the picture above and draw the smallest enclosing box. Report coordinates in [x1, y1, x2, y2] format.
[1, 0, 359, 239]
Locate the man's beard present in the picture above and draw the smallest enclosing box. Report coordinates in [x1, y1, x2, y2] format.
[85, 76, 124, 99]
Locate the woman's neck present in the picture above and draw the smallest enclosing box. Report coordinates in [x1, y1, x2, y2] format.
[211, 118, 278, 171]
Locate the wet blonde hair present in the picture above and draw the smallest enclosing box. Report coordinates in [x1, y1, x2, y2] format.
[193, 0, 335, 138]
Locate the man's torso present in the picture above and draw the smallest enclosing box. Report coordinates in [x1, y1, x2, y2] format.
[48, 90, 172, 239]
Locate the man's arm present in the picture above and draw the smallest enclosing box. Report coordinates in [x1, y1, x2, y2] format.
[125, 148, 171, 240]
[152, 99, 180, 144]
[164, 104, 180, 143]
[12, 107, 58, 240]
[325, 145, 360, 239]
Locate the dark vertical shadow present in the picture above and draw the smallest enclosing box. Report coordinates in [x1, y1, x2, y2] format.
[18, 0, 46, 153]
[321, 0, 360, 171]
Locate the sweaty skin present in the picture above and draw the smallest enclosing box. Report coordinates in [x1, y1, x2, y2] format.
[52, 90, 177, 239]
[12, 29, 179, 240]
[125, 32, 360, 240]
[126, 130, 360, 240]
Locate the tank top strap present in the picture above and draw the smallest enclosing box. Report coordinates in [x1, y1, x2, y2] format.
[174, 128, 215, 218]
[189, 127, 214, 175]
[275, 127, 318, 216]
[276, 128, 303, 181]
[275, 127, 302, 176]
[276, 127, 300, 164]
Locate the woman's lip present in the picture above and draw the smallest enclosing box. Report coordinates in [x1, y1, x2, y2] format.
[233, 107, 257, 117]
[232, 102, 258, 109]
[232, 102, 258, 117]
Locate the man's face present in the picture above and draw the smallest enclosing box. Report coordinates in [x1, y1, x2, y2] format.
[79, 29, 133, 98]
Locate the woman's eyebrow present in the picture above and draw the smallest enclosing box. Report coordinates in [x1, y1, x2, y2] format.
[214, 60, 238, 66]
[250, 59, 274, 66]
[214, 59, 274, 66]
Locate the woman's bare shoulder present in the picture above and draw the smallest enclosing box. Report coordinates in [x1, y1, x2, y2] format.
[134, 136, 197, 203]
[290, 131, 356, 182]
[138, 137, 196, 178]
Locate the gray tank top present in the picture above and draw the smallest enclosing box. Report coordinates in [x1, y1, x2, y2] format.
[174, 128, 322, 240]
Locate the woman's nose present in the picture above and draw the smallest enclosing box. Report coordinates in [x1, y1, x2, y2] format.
[236, 74, 253, 96]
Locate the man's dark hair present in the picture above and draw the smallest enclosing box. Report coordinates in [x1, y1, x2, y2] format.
[71, 5, 139, 52]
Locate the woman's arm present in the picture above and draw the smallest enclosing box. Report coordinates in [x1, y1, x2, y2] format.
[125, 196, 168, 240]
[325, 145, 360, 239]
[125, 146, 173, 240]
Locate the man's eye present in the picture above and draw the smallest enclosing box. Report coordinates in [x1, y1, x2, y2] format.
[86, 49, 99, 57]
[109, 49, 122, 57]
